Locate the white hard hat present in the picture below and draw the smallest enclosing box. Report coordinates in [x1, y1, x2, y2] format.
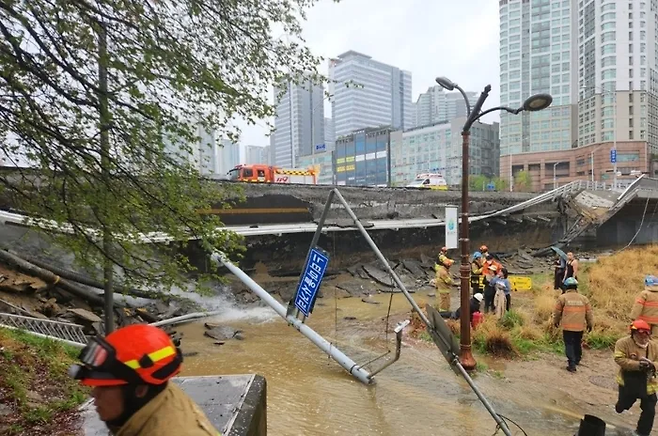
[473, 293, 484, 302]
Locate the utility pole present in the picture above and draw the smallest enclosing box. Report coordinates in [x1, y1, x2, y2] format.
[98, 22, 114, 334]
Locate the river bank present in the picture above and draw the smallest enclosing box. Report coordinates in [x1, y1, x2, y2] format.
[1, 245, 654, 435]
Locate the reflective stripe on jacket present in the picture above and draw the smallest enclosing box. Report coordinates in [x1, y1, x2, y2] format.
[553, 290, 593, 332]
[614, 335, 658, 395]
[470, 261, 483, 290]
[630, 287, 658, 326]
[117, 382, 221, 436]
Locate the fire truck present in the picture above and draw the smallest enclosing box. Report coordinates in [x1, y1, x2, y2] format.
[227, 164, 318, 185]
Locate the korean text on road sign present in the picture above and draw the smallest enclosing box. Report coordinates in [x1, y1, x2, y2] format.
[294, 247, 330, 317]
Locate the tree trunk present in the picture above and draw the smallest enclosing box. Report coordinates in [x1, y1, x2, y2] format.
[0, 249, 112, 307]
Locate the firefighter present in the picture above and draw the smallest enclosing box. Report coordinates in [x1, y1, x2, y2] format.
[614, 319, 658, 436]
[68, 324, 220, 436]
[553, 277, 593, 372]
[631, 275, 658, 336]
[434, 246, 454, 311]
[470, 251, 484, 296]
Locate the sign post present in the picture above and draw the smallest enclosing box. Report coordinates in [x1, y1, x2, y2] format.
[293, 247, 330, 318]
[610, 148, 617, 189]
[445, 207, 458, 249]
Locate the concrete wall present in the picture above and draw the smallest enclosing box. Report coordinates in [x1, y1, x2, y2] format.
[234, 219, 562, 274]
[596, 198, 658, 247]
[215, 181, 546, 222]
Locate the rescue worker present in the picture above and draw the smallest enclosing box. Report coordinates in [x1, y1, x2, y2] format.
[483, 264, 498, 313]
[563, 251, 579, 283]
[470, 251, 484, 296]
[434, 247, 454, 311]
[614, 319, 658, 436]
[68, 324, 220, 436]
[440, 293, 483, 322]
[553, 277, 593, 372]
[631, 275, 658, 336]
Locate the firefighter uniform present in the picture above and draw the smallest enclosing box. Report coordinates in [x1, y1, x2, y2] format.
[470, 258, 484, 295]
[435, 255, 453, 312]
[614, 331, 658, 436]
[631, 281, 658, 336]
[553, 288, 593, 371]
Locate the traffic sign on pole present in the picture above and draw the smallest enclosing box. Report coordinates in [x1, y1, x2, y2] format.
[610, 149, 617, 163]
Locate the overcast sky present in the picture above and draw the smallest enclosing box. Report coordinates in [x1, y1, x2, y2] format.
[237, 0, 501, 147]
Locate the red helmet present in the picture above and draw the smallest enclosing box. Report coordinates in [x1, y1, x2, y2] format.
[69, 324, 182, 387]
[441, 246, 448, 252]
[480, 245, 488, 252]
[631, 319, 652, 333]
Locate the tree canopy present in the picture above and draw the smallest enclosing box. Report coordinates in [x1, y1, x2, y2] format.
[0, 0, 324, 292]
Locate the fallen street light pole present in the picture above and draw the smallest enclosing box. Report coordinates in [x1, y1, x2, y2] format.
[209, 251, 374, 385]
[436, 76, 553, 372]
[329, 189, 513, 435]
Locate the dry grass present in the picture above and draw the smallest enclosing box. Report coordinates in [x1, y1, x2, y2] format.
[472, 316, 518, 358]
[410, 247, 658, 358]
[587, 245, 658, 325]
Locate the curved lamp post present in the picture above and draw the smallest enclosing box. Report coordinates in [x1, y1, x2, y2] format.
[435, 76, 552, 370]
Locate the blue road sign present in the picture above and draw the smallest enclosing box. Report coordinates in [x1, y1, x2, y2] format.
[294, 247, 330, 317]
[610, 149, 617, 163]
[486, 183, 496, 191]
[315, 143, 326, 152]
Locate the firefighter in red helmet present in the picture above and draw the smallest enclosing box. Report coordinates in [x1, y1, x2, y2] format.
[69, 324, 220, 435]
[614, 319, 658, 436]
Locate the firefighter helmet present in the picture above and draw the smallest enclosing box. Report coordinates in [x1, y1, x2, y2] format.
[631, 319, 651, 333]
[68, 324, 182, 387]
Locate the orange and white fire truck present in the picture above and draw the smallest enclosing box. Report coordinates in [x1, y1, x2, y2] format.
[227, 164, 318, 185]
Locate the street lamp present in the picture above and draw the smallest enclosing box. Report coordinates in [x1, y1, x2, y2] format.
[553, 161, 564, 190]
[435, 76, 552, 370]
[581, 86, 617, 187]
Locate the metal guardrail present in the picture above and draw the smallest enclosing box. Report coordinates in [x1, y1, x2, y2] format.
[0, 313, 87, 347]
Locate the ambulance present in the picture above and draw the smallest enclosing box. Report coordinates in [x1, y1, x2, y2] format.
[406, 173, 448, 190]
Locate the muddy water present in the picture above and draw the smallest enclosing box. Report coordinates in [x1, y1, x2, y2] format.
[177, 291, 589, 436]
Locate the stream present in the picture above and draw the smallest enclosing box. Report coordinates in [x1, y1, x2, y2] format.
[172, 290, 619, 436]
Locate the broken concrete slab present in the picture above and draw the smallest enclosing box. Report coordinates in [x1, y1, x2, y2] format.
[204, 323, 244, 341]
[335, 281, 368, 296]
[362, 263, 394, 287]
[66, 308, 102, 323]
[402, 259, 427, 278]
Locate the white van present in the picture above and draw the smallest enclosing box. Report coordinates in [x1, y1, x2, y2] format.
[406, 173, 448, 190]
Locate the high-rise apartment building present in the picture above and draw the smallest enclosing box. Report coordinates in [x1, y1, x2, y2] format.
[329, 51, 413, 138]
[499, 0, 657, 189]
[413, 86, 479, 127]
[324, 117, 335, 151]
[272, 80, 325, 168]
[498, 0, 578, 178]
[244, 145, 270, 165]
[578, 0, 658, 156]
[218, 139, 240, 174]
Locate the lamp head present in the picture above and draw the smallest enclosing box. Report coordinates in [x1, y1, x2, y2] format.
[522, 93, 552, 112]
[435, 76, 456, 91]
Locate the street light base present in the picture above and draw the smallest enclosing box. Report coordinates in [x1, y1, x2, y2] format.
[459, 345, 477, 371]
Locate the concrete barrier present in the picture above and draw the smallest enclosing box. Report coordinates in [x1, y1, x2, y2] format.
[79, 375, 267, 436]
